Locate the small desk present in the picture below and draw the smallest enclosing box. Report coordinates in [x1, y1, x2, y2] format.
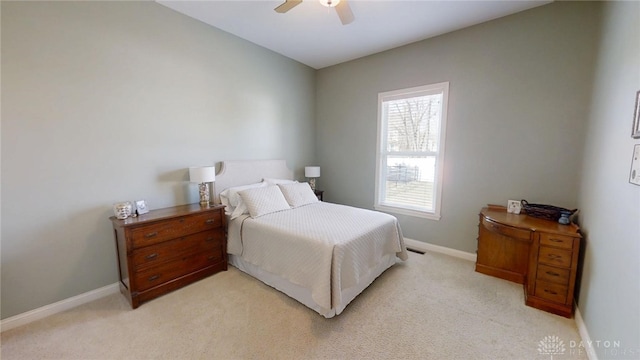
[476, 205, 581, 317]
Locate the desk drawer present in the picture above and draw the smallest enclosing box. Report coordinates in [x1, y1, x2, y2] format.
[538, 246, 572, 268]
[481, 217, 530, 240]
[534, 281, 568, 304]
[539, 233, 575, 250]
[130, 211, 222, 249]
[536, 264, 570, 285]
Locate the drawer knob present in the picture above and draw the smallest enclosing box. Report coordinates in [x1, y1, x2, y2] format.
[144, 232, 158, 238]
[145, 253, 158, 260]
[206, 237, 215, 242]
[544, 289, 558, 295]
[548, 254, 562, 260]
[545, 271, 560, 277]
[205, 219, 215, 224]
[550, 238, 563, 243]
[148, 275, 160, 282]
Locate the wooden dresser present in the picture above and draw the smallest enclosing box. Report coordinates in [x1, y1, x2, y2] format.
[476, 206, 581, 317]
[110, 204, 227, 308]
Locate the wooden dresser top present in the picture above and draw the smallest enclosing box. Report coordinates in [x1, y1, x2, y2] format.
[481, 205, 581, 237]
[110, 203, 225, 227]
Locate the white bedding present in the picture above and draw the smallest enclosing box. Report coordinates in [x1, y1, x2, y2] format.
[228, 201, 408, 315]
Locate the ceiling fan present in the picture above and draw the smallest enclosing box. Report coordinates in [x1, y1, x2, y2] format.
[275, 0, 355, 25]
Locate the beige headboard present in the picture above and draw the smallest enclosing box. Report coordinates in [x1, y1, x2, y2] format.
[213, 159, 294, 203]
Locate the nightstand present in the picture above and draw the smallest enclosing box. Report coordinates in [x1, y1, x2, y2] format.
[314, 190, 324, 201]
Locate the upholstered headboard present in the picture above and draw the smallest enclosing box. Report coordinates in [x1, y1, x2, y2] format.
[213, 160, 294, 204]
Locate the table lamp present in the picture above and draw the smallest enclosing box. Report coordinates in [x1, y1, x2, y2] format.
[189, 166, 216, 206]
[305, 166, 320, 191]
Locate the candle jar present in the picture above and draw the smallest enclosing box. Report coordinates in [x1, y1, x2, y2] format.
[113, 202, 133, 219]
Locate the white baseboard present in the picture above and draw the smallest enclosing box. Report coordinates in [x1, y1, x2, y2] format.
[575, 305, 598, 360]
[1, 283, 120, 333]
[404, 238, 477, 262]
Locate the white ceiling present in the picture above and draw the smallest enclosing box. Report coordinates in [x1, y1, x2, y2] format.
[157, 0, 552, 69]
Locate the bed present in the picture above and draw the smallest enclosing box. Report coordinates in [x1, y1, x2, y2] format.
[214, 160, 408, 318]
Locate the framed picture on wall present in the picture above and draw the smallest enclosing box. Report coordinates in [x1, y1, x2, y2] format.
[633, 90, 640, 139]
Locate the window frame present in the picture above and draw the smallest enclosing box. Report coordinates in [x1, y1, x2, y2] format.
[374, 82, 449, 220]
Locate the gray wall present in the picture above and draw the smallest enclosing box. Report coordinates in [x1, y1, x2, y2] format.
[577, 2, 640, 358]
[316, 2, 599, 253]
[1, 1, 316, 319]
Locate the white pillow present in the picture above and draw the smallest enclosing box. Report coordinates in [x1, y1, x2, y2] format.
[230, 201, 250, 220]
[278, 182, 318, 208]
[238, 185, 291, 218]
[263, 178, 297, 185]
[220, 182, 266, 215]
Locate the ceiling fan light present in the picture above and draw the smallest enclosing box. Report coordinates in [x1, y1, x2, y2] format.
[319, 0, 340, 8]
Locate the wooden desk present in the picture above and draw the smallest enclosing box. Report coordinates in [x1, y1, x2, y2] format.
[476, 206, 581, 317]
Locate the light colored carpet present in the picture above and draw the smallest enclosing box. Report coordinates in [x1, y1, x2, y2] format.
[1, 251, 586, 359]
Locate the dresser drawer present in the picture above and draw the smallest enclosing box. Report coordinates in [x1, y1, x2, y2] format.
[538, 246, 572, 268]
[130, 211, 223, 249]
[132, 230, 224, 271]
[536, 264, 570, 285]
[481, 217, 530, 240]
[534, 281, 568, 304]
[134, 249, 224, 292]
[539, 233, 575, 250]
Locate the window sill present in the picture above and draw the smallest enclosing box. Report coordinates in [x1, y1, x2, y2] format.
[374, 204, 441, 221]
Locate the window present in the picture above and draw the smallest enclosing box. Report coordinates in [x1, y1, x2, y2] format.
[375, 82, 449, 220]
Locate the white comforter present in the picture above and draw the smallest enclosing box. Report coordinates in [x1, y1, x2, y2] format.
[227, 202, 407, 311]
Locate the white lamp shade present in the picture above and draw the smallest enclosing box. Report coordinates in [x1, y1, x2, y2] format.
[305, 166, 321, 178]
[189, 166, 216, 183]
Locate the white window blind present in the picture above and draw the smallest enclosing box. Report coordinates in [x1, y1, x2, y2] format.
[375, 82, 449, 220]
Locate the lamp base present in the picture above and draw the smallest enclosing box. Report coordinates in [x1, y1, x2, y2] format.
[308, 178, 316, 191]
[198, 182, 210, 206]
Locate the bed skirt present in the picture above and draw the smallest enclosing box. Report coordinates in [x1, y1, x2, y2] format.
[228, 253, 398, 318]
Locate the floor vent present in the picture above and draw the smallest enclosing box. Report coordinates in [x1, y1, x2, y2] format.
[407, 248, 425, 255]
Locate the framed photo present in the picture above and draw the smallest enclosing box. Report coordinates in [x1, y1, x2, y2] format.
[633, 90, 640, 139]
[507, 200, 522, 214]
[135, 200, 149, 215]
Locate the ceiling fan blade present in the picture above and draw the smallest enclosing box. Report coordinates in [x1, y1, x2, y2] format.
[275, 0, 303, 13]
[335, 0, 354, 25]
